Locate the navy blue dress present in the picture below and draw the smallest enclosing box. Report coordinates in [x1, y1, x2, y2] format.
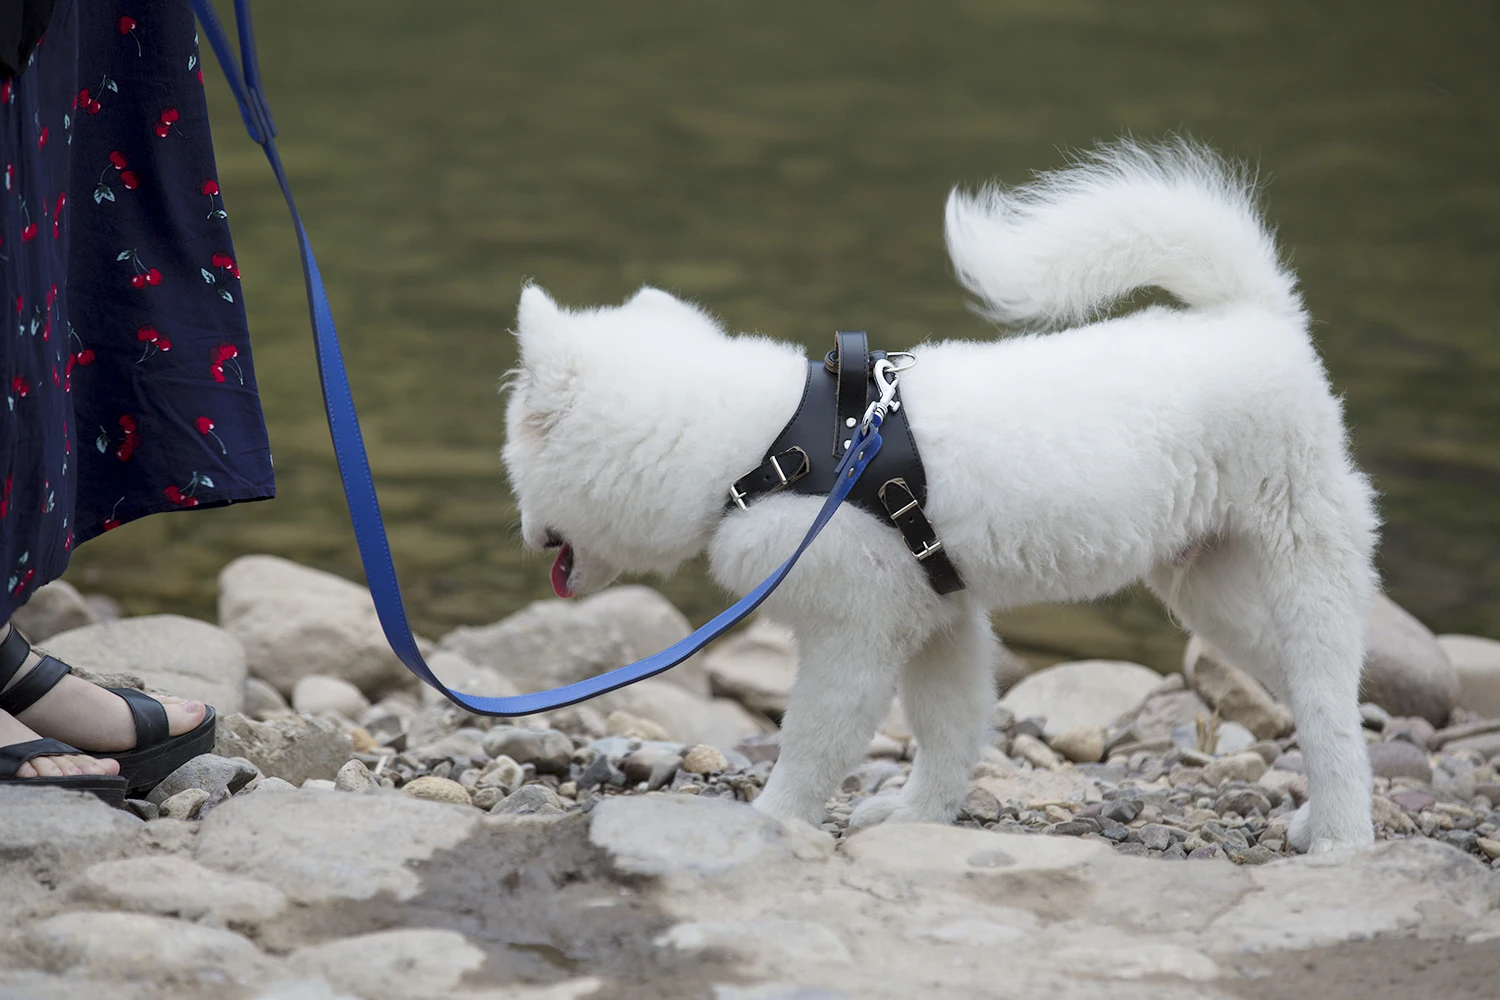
[0, 0, 274, 623]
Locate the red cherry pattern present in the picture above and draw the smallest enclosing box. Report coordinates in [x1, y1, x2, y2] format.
[21, 223, 37, 242]
[115, 415, 139, 462]
[201, 179, 219, 196]
[120, 170, 139, 190]
[109, 149, 128, 169]
[117, 16, 136, 34]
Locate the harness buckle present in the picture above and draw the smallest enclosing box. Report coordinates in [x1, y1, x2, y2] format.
[913, 539, 945, 561]
[860, 358, 904, 433]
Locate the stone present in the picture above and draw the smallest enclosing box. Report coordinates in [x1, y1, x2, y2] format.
[1440, 634, 1500, 718]
[475, 754, 525, 792]
[1182, 635, 1294, 739]
[17, 912, 273, 982]
[1010, 733, 1063, 770]
[42, 614, 247, 715]
[214, 712, 354, 786]
[439, 598, 633, 697]
[1360, 701, 1393, 729]
[481, 727, 573, 775]
[1360, 593, 1459, 725]
[402, 775, 471, 806]
[1048, 725, 1104, 763]
[195, 788, 479, 902]
[290, 929, 484, 1000]
[596, 678, 771, 749]
[703, 618, 798, 716]
[1112, 686, 1214, 743]
[998, 660, 1162, 738]
[415, 649, 519, 708]
[962, 786, 1003, 822]
[591, 795, 813, 876]
[657, 919, 852, 969]
[605, 709, 670, 741]
[1138, 823, 1175, 851]
[1202, 752, 1268, 787]
[551, 703, 608, 738]
[682, 743, 730, 774]
[243, 677, 289, 718]
[1389, 789, 1436, 812]
[158, 787, 210, 820]
[1215, 786, 1272, 816]
[334, 758, 377, 793]
[492, 783, 564, 816]
[1366, 740, 1433, 782]
[1444, 730, 1500, 759]
[1383, 715, 1438, 749]
[219, 554, 429, 698]
[1103, 798, 1141, 823]
[11, 580, 97, 640]
[621, 742, 684, 784]
[581, 585, 711, 696]
[291, 674, 370, 718]
[146, 753, 260, 805]
[1211, 720, 1257, 755]
[971, 768, 1098, 810]
[1476, 837, 1500, 860]
[66, 856, 287, 926]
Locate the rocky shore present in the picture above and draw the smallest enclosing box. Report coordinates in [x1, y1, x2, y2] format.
[4, 554, 1500, 999]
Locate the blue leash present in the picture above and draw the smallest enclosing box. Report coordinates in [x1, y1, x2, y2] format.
[189, 0, 885, 716]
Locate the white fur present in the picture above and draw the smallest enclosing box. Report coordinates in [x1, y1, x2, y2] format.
[504, 141, 1377, 851]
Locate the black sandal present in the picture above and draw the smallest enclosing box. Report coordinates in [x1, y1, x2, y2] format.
[0, 626, 218, 798]
[0, 737, 128, 807]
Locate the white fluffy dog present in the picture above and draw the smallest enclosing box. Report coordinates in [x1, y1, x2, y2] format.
[503, 141, 1377, 853]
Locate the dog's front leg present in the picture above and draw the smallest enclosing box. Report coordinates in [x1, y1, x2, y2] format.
[753, 631, 901, 828]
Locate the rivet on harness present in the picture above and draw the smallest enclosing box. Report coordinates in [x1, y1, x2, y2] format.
[728, 332, 965, 596]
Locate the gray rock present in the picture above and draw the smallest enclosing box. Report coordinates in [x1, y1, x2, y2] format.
[42, 614, 247, 715]
[480, 726, 572, 774]
[414, 649, 518, 708]
[334, 759, 377, 793]
[124, 799, 158, 821]
[491, 784, 563, 816]
[10, 580, 97, 640]
[1361, 593, 1459, 726]
[213, 712, 354, 786]
[962, 786, 1002, 822]
[1138, 824, 1175, 851]
[291, 674, 370, 719]
[158, 787, 210, 820]
[1360, 702, 1393, 729]
[591, 795, 815, 877]
[1383, 715, 1438, 749]
[1439, 634, 1500, 718]
[66, 856, 288, 927]
[1366, 740, 1433, 782]
[1116, 687, 1214, 743]
[1212, 721, 1257, 755]
[999, 660, 1162, 738]
[621, 742, 684, 784]
[1203, 751, 1268, 787]
[1183, 635, 1294, 739]
[195, 788, 479, 902]
[219, 554, 429, 698]
[16, 912, 274, 983]
[581, 585, 711, 697]
[290, 929, 484, 1000]
[1048, 726, 1105, 763]
[576, 753, 619, 791]
[439, 598, 634, 697]
[1188, 844, 1224, 860]
[146, 753, 260, 805]
[703, 618, 799, 716]
[1103, 798, 1141, 823]
[243, 677, 289, 718]
[1215, 786, 1272, 817]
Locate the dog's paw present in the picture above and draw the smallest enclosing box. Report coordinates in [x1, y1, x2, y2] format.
[848, 795, 904, 830]
[1287, 802, 1313, 853]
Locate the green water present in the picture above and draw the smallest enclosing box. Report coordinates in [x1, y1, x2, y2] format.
[64, 0, 1499, 669]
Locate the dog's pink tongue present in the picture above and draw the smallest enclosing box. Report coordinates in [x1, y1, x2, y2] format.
[550, 544, 575, 599]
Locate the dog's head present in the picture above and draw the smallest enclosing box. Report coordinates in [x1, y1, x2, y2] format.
[503, 284, 735, 597]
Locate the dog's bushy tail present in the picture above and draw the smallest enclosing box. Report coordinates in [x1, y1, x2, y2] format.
[944, 138, 1301, 327]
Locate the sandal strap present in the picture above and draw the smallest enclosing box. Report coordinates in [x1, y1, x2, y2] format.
[0, 653, 71, 716]
[108, 687, 170, 749]
[0, 626, 33, 691]
[0, 737, 84, 779]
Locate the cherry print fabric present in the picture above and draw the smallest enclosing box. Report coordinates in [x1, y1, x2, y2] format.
[1, 0, 274, 622]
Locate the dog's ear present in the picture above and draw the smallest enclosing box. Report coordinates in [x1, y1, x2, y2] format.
[627, 286, 723, 337]
[515, 283, 562, 365]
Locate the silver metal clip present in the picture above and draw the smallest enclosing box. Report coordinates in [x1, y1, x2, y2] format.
[860, 358, 904, 433]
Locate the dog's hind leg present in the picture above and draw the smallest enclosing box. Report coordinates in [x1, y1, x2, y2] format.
[753, 628, 905, 828]
[1150, 525, 1375, 853]
[849, 598, 995, 828]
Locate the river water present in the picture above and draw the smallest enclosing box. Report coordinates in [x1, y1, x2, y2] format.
[63, 0, 1499, 669]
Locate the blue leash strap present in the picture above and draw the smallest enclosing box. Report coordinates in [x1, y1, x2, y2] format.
[190, 0, 885, 716]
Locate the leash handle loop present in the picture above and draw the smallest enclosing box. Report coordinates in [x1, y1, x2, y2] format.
[190, 0, 885, 716]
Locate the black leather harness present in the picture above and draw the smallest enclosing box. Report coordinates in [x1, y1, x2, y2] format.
[727, 331, 964, 595]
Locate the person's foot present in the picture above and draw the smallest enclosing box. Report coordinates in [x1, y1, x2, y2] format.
[0, 708, 120, 778]
[0, 622, 207, 756]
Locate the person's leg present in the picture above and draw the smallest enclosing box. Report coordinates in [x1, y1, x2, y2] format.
[0, 620, 206, 754]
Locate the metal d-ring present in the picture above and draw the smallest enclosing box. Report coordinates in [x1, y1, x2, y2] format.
[884, 351, 917, 374]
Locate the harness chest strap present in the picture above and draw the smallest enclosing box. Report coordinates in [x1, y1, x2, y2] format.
[729, 333, 965, 596]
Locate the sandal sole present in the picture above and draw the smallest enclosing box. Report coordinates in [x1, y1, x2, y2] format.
[90, 707, 218, 798]
[0, 774, 128, 809]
